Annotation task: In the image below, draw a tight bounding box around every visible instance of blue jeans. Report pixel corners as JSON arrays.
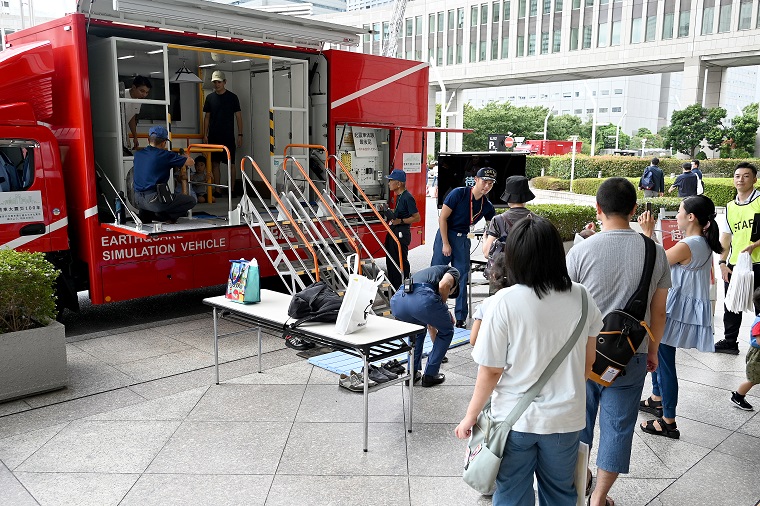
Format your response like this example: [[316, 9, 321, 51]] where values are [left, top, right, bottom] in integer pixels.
[[389, 285, 453, 376], [431, 230, 470, 321], [493, 430, 581, 506], [650, 343, 677, 419], [581, 354, 647, 474]]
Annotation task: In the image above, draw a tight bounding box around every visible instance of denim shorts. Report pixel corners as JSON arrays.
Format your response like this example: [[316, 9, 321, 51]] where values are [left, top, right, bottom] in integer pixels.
[[581, 354, 647, 474]]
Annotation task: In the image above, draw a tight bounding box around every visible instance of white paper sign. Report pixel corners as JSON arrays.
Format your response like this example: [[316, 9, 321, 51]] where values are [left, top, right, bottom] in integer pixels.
[[0, 191, 44, 224], [352, 127, 378, 157], [402, 152, 422, 173]]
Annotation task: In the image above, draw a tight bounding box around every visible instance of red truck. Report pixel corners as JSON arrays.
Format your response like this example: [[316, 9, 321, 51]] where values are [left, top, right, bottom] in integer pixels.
[[0, 1, 435, 311]]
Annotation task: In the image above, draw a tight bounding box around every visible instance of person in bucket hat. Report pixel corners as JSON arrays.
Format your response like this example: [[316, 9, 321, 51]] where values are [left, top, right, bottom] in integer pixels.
[[482, 175, 536, 294]]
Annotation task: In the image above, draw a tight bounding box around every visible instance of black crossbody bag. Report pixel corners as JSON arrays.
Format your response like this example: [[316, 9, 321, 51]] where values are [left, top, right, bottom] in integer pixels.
[[589, 234, 656, 387]]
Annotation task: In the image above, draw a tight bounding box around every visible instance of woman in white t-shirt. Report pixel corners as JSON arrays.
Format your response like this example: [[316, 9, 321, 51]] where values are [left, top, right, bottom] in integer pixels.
[[455, 216, 603, 506]]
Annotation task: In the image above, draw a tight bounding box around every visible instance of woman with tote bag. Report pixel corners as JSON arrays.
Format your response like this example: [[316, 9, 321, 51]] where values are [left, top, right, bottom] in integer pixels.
[[455, 217, 603, 506]]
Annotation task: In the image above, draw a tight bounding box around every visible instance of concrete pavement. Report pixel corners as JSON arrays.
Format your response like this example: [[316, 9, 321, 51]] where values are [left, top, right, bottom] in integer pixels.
[[0, 194, 758, 505]]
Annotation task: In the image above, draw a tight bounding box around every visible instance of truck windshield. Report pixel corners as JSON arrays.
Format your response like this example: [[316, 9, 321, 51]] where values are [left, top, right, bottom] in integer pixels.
[[0, 139, 37, 192]]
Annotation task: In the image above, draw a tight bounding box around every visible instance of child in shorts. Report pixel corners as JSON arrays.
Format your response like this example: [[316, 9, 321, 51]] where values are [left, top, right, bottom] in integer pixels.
[[730, 287, 760, 411]]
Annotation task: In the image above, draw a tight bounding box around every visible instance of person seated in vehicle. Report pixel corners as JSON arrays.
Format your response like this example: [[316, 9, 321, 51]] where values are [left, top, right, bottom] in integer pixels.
[[173, 155, 209, 203], [133, 126, 195, 224]]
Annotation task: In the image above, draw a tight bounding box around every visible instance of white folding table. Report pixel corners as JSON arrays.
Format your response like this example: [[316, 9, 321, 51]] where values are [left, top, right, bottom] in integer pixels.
[[203, 290, 425, 451]]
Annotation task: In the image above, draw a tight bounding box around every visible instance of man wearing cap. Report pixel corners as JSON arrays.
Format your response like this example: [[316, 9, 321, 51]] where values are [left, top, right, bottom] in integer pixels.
[[431, 166, 497, 328], [482, 175, 536, 294], [203, 71, 243, 198], [384, 169, 421, 290], [133, 126, 196, 223], [390, 265, 460, 387]]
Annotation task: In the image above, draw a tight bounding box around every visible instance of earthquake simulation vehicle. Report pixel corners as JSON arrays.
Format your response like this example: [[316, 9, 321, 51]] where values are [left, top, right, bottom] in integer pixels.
[[0, 0, 463, 312]]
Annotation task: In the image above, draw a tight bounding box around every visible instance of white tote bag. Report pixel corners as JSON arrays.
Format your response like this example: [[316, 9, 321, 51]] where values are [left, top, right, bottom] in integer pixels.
[[335, 255, 383, 335], [725, 252, 755, 313]]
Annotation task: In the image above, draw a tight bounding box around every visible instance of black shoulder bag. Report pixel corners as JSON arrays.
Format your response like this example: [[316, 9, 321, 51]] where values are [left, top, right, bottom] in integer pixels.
[[589, 234, 656, 387]]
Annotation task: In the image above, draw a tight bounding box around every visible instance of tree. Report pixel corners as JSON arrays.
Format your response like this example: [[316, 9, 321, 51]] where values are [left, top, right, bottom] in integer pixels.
[[666, 104, 727, 157], [547, 114, 582, 141], [727, 103, 759, 156], [462, 101, 547, 151]]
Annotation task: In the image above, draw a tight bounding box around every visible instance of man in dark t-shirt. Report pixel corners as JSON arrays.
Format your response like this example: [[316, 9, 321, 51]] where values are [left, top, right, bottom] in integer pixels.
[[668, 162, 698, 197], [384, 169, 421, 290], [203, 71, 243, 198]]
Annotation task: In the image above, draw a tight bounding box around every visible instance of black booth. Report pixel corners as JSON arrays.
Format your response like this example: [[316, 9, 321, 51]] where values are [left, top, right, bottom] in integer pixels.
[[436, 151, 527, 209]]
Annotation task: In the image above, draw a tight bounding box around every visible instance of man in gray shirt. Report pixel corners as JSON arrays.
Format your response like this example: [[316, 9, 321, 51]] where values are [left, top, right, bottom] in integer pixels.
[[566, 177, 670, 506]]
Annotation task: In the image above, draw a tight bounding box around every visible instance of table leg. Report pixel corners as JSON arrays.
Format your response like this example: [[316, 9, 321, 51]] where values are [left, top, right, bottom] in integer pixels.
[[213, 307, 219, 385], [257, 326, 262, 373], [363, 353, 369, 452], [408, 336, 413, 433]]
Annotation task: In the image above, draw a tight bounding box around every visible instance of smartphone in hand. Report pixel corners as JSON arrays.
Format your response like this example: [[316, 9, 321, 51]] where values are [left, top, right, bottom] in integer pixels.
[[645, 202, 652, 214]]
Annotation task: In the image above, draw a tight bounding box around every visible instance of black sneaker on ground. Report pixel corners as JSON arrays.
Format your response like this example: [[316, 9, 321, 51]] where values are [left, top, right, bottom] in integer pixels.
[[284, 335, 315, 351], [715, 339, 740, 355], [455, 320, 466, 329], [731, 391, 754, 411]]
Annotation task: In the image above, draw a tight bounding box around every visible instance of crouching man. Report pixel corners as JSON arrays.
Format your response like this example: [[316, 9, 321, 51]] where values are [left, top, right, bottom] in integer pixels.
[[390, 265, 459, 387]]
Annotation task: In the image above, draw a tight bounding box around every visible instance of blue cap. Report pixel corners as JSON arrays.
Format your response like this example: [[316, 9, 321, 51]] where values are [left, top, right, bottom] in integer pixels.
[[149, 125, 169, 140], [386, 169, 407, 183]]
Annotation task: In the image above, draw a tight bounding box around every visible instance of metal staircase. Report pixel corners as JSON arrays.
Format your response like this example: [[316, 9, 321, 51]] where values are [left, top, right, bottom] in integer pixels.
[[236, 145, 404, 315]]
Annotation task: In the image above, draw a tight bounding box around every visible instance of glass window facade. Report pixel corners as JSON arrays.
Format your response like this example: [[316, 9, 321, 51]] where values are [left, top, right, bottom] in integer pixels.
[[598, 21, 608, 46], [678, 9, 690, 37], [645, 15, 657, 40], [611, 20, 622, 44], [570, 26, 579, 49], [541, 31, 550, 52], [702, 6, 714, 34], [482, 3, 489, 23], [662, 12, 675, 38], [504, 1, 511, 19], [493, 1, 501, 21], [582, 24, 592, 48], [738, 0, 752, 29], [501, 36, 510, 57], [631, 17, 643, 42], [528, 33, 536, 54], [718, 3, 731, 32], [553, 29, 562, 51]]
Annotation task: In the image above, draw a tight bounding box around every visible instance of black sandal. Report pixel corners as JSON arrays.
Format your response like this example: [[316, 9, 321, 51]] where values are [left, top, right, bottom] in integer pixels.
[[639, 397, 663, 416], [640, 418, 680, 439]]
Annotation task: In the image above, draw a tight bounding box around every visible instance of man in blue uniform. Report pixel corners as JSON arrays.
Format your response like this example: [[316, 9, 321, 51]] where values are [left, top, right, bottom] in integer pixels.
[[390, 265, 460, 387], [431, 166, 496, 327], [384, 169, 421, 290], [133, 126, 196, 223]]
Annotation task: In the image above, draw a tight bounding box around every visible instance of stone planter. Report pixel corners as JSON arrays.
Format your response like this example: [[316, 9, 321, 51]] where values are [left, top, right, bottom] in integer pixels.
[[0, 320, 67, 403]]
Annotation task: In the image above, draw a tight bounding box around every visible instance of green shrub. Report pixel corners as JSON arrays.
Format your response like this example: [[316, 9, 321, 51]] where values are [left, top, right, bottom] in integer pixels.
[[0, 250, 59, 333], [545, 155, 760, 179], [525, 204, 597, 241], [550, 175, 737, 207], [532, 176, 570, 191], [525, 155, 551, 179]]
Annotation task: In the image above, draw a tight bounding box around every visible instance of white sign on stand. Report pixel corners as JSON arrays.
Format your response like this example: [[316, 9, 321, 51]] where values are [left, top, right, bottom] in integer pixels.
[[352, 127, 378, 157], [402, 152, 422, 173]]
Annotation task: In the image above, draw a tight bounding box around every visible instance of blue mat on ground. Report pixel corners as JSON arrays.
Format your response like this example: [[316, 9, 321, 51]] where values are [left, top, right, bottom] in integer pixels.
[[308, 327, 471, 375]]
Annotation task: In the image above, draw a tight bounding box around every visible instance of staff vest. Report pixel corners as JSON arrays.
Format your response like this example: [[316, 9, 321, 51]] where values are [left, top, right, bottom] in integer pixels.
[[727, 197, 760, 265]]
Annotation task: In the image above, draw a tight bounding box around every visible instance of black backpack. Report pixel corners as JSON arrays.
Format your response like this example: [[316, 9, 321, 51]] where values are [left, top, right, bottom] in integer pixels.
[[640, 167, 655, 190], [286, 281, 343, 329]]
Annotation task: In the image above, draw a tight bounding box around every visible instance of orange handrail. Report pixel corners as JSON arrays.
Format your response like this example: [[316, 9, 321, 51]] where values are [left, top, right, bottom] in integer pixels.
[[283, 144, 362, 273], [241, 155, 320, 282], [187, 143, 231, 204], [327, 154, 405, 278]]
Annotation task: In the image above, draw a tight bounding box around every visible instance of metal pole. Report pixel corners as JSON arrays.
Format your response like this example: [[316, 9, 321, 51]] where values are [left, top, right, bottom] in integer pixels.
[[570, 136, 578, 193], [615, 111, 627, 150]]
